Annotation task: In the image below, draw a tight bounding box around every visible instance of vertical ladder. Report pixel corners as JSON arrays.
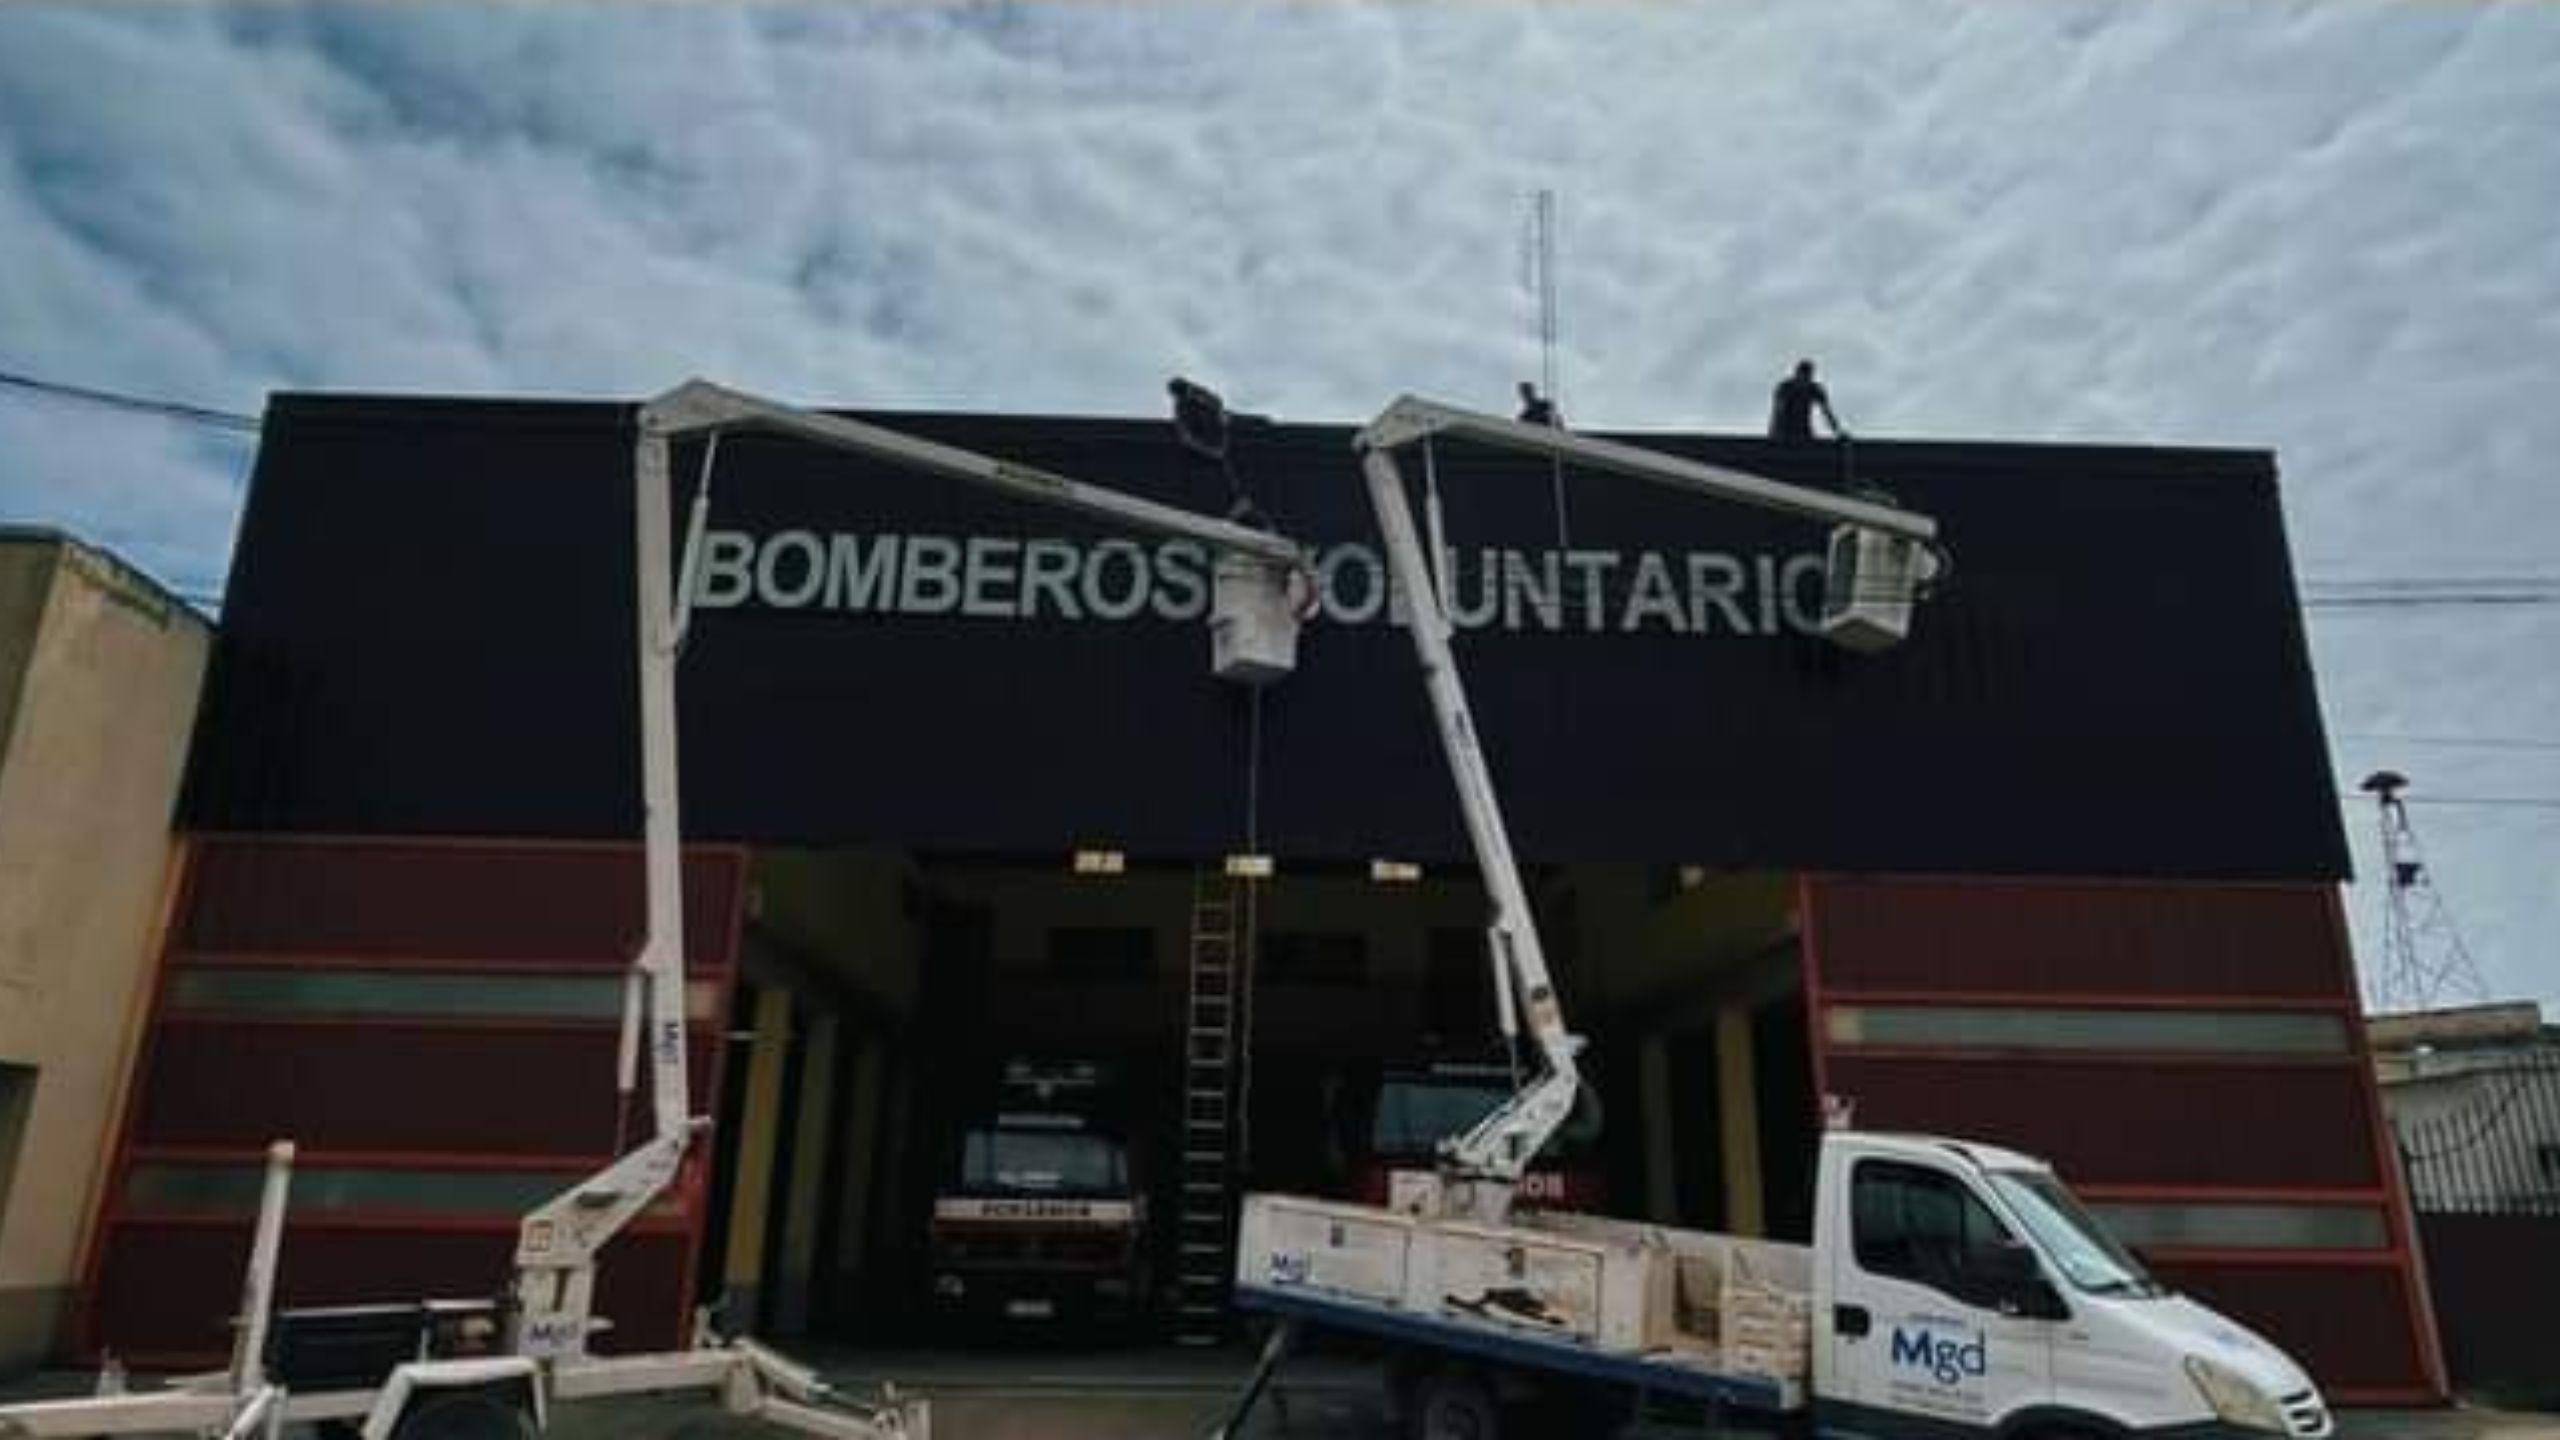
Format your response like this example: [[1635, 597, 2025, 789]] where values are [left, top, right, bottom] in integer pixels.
[[1174, 868, 1240, 1345]]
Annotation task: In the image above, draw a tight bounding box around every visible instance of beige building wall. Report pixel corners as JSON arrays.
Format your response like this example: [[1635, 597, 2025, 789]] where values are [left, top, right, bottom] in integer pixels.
[[0, 535, 211, 1373]]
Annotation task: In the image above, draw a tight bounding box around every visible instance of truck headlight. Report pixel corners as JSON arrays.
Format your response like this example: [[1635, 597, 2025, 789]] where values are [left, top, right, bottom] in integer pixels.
[[2185, 1355, 2288, 1434]]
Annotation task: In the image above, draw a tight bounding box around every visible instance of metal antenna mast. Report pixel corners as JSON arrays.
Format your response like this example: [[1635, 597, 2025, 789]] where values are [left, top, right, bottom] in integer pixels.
[[1521, 188, 1571, 546], [2359, 770, 2490, 1013], [1527, 189, 1559, 412]]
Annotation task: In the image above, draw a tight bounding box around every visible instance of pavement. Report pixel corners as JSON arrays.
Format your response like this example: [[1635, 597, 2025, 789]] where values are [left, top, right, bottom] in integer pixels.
[[8, 1343, 2557, 1438], [2336, 1410, 2560, 1440], [0, 1344, 1392, 1440]]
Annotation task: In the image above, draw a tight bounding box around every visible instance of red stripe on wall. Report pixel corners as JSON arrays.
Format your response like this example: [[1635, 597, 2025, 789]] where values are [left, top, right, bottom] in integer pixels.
[[176, 834, 745, 967], [131, 1025, 722, 1154], [1823, 1055, 2381, 1189], [91, 1222, 695, 1367], [1819, 988, 2357, 1014], [1808, 876, 2350, 998]]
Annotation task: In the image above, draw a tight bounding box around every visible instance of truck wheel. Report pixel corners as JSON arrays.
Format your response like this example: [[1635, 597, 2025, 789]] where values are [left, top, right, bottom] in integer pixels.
[[387, 1391, 537, 1440], [1406, 1369, 1501, 1440]]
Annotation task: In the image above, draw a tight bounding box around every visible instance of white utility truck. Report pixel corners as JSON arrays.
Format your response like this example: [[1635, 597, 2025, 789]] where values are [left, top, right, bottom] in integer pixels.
[[0, 382, 1312, 1440], [1222, 399, 2333, 1440]]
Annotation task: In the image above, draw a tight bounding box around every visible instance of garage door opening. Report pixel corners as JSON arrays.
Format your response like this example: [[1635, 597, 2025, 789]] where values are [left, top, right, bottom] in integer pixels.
[[698, 850, 1819, 1347]]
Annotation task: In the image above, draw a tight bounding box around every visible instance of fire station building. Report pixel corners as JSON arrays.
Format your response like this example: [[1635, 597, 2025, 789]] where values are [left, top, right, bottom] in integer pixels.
[[67, 390, 2443, 1400]]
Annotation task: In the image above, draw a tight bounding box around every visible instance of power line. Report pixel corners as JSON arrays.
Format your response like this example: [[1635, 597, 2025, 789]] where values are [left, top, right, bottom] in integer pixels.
[[2336, 732, 2560, 753], [2306, 574, 2560, 587], [2339, 793, 2560, 811], [2300, 575, 2560, 611], [2303, 594, 2560, 611], [0, 366, 260, 435], [2407, 797, 2560, 811], [2398, 1069, 2547, 1166]]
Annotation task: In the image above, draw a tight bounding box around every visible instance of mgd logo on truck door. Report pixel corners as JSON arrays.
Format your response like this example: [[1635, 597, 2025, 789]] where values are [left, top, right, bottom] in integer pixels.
[[1891, 1326, 1989, 1386]]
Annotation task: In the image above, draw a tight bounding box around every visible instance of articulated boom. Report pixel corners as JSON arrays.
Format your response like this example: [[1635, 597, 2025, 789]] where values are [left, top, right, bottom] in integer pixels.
[[508, 390, 706, 1359], [1351, 397, 1939, 1224], [511, 380, 1310, 1360]]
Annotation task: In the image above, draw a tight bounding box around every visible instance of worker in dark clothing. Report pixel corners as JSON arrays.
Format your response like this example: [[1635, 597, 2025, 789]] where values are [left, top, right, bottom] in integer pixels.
[[1768, 359, 1845, 442], [1516, 381, 1561, 428]]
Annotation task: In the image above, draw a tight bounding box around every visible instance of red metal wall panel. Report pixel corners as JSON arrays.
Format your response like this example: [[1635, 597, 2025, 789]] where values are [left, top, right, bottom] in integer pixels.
[[1822, 1056, 2381, 1189], [178, 837, 744, 966], [1803, 875, 2441, 1402], [83, 836, 744, 1365], [132, 1026, 720, 1154], [1809, 877, 2349, 999], [2148, 1259, 2433, 1398], [91, 1223, 691, 1366]]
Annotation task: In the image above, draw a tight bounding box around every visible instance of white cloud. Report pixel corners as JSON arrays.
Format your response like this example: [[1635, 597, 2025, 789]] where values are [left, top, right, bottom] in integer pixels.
[[0, 0, 2554, 1005]]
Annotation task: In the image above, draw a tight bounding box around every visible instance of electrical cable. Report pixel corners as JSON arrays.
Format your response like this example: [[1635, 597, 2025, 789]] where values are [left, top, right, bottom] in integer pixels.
[[2397, 1067, 2551, 1165], [0, 365, 260, 434], [2336, 733, 2560, 753], [2339, 793, 2560, 811]]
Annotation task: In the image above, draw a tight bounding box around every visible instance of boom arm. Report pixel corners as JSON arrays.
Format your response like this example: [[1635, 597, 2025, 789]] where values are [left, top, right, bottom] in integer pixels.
[[510, 380, 1309, 1359], [1352, 396, 1939, 1222]]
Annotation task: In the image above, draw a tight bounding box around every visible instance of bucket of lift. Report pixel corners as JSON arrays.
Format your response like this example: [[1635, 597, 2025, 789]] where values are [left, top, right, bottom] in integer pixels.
[[1818, 526, 1941, 654], [1211, 556, 1307, 685]]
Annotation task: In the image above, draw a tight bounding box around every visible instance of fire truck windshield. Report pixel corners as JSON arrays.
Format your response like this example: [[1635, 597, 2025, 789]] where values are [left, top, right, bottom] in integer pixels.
[[959, 1127, 1129, 1196], [1370, 1070, 1600, 1159]]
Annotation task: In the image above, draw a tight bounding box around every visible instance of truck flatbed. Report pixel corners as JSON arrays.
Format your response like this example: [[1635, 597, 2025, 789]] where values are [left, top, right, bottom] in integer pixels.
[[1233, 1281, 1802, 1416]]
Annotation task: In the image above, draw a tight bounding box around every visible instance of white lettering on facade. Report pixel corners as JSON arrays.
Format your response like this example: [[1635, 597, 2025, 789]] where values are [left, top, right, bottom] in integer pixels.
[[1563, 551, 1618, 633], [1623, 553, 1687, 634], [960, 537, 1019, 618], [1503, 551, 1560, 631], [1687, 553, 1752, 635], [1444, 548, 1500, 629], [1020, 538, 1081, 619], [757, 529, 826, 609], [1781, 552, 1828, 634], [692, 528, 1822, 639], [1152, 542, 1207, 620], [898, 535, 962, 612], [697, 532, 756, 608], [1082, 539, 1150, 620], [827, 534, 898, 610], [1321, 544, 1387, 625]]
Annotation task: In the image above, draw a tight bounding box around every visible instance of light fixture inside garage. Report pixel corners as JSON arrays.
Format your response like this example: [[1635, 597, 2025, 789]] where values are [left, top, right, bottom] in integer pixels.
[[1071, 848, 1126, 876], [1224, 853, 1274, 879], [1369, 859, 1422, 883]]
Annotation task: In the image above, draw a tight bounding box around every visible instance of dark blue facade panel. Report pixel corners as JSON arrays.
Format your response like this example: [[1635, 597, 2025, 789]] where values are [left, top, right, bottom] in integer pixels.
[[182, 396, 2346, 880]]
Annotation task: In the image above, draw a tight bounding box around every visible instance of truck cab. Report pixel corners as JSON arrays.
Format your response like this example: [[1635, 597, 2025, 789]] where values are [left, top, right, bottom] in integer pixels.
[[927, 1061, 1149, 1329], [1348, 1060, 1607, 1212], [1814, 1131, 2332, 1438]]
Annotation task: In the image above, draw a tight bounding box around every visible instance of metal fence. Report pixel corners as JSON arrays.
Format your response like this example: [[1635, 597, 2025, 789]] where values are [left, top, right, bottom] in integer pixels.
[[2390, 1049, 2560, 1216]]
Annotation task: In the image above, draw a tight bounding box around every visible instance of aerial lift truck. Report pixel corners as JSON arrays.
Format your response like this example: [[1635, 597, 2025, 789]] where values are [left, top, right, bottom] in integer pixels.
[[0, 381, 1312, 1440], [1225, 400, 2332, 1440]]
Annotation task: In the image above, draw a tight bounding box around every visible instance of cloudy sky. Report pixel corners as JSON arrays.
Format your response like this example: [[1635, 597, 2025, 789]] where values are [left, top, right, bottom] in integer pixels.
[[1, 1, 2554, 1009]]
